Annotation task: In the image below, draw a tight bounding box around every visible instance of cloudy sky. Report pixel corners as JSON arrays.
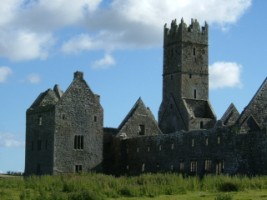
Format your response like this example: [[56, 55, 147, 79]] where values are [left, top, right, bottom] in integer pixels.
[[0, 0, 266, 173]]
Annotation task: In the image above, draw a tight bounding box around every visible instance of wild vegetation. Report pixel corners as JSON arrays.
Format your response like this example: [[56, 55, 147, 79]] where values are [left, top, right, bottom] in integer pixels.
[[1, 173, 267, 200]]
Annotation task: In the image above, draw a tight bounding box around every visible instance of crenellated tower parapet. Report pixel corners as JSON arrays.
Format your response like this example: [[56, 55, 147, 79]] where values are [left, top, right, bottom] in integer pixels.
[[164, 18, 208, 46]]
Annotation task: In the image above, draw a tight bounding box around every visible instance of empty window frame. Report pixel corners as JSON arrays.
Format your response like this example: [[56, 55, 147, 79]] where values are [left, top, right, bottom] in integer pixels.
[[205, 160, 212, 172], [200, 121, 204, 129], [94, 116, 97, 122], [142, 163, 145, 172], [171, 143, 174, 150], [138, 124, 145, 135], [205, 137, 209, 146], [179, 161, 185, 171], [191, 138, 195, 147], [194, 89, 197, 99], [74, 135, 84, 150], [217, 136, 221, 144], [75, 165, 82, 173], [190, 161, 197, 173], [38, 115, 42, 126]]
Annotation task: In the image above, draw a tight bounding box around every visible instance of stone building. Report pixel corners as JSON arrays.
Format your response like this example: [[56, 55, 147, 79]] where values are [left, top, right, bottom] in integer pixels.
[[25, 19, 267, 176]]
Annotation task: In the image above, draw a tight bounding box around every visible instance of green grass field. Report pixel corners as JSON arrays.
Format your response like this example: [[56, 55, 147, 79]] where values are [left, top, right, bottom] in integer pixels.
[[1, 173, 267, 200]]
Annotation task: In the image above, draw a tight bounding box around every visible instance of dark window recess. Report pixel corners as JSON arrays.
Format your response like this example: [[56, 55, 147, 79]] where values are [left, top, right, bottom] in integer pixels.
[[205, 160, 212, 172], [62, 114, 66, 120], [170, 75, 173, 80], [138, 125, 145, 135], [75, 165, 82, 173], [189, 74, 192, 79], [94, 116, 97, 122], [190, 161, 197, 173], [74, 135, 84, 150], [194, 89, 197, 99], [193, 47, 196, 56], [170, 103, 173, 109], [37, 140, 42, 151], [200, 121, 204, 129]]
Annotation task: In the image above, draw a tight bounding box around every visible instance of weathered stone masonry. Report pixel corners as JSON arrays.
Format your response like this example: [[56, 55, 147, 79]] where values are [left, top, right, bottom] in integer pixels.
[[25, 19, 267, 176]]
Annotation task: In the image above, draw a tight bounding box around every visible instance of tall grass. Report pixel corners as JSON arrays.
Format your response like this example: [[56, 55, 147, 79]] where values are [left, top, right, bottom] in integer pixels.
[[1, 173, 267, 200]]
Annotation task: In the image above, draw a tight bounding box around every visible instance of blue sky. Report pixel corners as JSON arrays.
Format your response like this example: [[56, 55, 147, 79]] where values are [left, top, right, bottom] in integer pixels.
[[0, 0, 266, 173]]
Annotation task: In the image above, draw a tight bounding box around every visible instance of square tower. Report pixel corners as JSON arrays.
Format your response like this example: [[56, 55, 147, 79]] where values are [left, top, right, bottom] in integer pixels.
[[158, 19, 216, 133]]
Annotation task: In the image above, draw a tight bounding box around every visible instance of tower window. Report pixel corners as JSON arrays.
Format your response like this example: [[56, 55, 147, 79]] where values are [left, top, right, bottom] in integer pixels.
[[74, 135, 84, 150], [194, 89, 197, 99], [205, 137, 209, 146], [205, 160, 212, 172], [193, 48, 196, 56], [94, 116, 97, 122], [189, 74, 192, 79]]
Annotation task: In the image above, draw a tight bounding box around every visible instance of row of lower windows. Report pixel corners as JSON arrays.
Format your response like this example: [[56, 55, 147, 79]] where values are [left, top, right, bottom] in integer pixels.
[[133, 137, 221, 153], [126, 160, 224, 174]]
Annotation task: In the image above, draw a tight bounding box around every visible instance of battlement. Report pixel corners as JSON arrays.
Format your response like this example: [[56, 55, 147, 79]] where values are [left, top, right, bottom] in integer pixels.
[[164, 18, 208, 45]]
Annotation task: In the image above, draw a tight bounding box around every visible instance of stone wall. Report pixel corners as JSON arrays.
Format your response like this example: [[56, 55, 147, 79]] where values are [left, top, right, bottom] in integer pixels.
[[54, 72, 103, 174], [25, 105, 55, 175], [107, 127, 267, 176]]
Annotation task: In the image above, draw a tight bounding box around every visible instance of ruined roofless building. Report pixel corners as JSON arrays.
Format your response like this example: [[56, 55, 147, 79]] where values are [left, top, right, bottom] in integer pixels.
[[25, 19, 267, 176]]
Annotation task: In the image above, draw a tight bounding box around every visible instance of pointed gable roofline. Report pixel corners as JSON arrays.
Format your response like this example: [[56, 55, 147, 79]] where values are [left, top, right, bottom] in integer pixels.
[[29, 85, 63, 109], [237, 77, 267, 127], [221, 103, 240, 126], [118, 97, 146, 131]]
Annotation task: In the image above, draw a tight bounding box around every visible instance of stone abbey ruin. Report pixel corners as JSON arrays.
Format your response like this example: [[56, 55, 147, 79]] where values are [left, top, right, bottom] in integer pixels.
[[25, 19, 267, 176]]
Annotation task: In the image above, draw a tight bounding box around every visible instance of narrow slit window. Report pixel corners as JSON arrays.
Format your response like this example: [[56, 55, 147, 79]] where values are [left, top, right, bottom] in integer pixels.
[[38, 116, 42, 126], [194, 89, 197, 99]]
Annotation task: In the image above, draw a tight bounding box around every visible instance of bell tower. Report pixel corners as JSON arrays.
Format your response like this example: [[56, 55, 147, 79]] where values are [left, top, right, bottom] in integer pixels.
[[158, 19, 216, 133]]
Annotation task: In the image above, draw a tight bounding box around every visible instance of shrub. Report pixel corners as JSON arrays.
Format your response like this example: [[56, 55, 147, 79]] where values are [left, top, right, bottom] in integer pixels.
[[218, 182, 239, 192]]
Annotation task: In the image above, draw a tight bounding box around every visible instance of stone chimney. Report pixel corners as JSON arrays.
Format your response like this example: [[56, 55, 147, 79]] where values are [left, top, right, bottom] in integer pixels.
[[74, 71, 84, 80]]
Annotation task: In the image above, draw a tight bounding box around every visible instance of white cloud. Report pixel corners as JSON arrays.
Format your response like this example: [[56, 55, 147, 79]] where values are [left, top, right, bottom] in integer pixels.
[[0, 133, 24, 148], [61, 34, 98, 54], [0, 66, 12, 83], [92, 54, 116, 69], [0, 0, 252, 60], [0, 30, 53, 61], [27, 73, 41, 84], [209, 62, 242, 90]]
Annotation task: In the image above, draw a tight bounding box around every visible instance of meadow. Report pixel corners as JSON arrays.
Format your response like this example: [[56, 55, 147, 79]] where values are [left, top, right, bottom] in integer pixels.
[[1, 173, 267, 200]]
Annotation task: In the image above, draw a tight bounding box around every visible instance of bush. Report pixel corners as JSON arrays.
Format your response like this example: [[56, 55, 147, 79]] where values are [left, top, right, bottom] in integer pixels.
[[218, 182, 239, 192]]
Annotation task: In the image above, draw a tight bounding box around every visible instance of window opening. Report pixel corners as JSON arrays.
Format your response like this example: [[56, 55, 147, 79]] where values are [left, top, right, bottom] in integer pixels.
[[75, 165, 82, 173], [193, 47, 196, 56], [138, 125, 145, 135], [74, 135, 84, 150], [38, 116, 42, 126], [171, 143, 174, 150], [200, 121, 204, 129], [217, 136, 221, 144], [205, 137, 209, 146], [190, 161, 197, 173], [94, 116, 97, 122], [142, 163, 145, 172], [192, 138, 195, 147], [194, 89, 197, 99], [180, 162, 185, 171], [205, 160, 212, 172]]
